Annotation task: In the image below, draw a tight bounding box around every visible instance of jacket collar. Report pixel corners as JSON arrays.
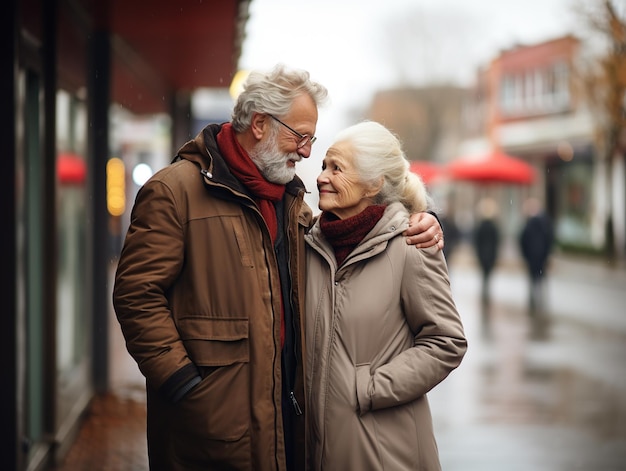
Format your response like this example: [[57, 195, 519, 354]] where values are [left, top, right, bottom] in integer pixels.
[[307, 202, 409, 267], [176, 123, 307, 198]]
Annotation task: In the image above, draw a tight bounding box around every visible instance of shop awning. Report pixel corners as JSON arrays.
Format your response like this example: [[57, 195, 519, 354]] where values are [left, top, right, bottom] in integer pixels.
[[446, 151, 535, 185]]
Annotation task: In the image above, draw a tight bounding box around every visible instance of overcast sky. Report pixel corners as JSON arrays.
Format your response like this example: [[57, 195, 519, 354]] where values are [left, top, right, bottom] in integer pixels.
[[240, 0, 579, 117], [237, 0, 583, 207]]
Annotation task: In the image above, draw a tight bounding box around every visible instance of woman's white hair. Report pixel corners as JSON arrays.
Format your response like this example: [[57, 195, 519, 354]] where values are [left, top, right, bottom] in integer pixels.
[[333, 121, 432, 213], [231, 64, 329, 132]]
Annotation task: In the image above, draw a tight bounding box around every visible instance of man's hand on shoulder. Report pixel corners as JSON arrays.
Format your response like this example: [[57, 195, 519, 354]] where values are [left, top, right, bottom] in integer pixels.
[[404, 211, 444, 251]]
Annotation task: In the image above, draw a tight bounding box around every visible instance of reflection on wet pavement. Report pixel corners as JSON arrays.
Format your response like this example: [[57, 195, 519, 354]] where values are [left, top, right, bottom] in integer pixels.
[[430, 254, 626, 471], [54, 250, 626, 470]]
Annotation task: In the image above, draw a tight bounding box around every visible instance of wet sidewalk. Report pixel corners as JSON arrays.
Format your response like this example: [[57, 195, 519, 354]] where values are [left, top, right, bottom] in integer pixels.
[[433, 244, 626, 470], [51, 261, 149, 471], [50, 390, 148, 471], [51, 247, 626, 470]]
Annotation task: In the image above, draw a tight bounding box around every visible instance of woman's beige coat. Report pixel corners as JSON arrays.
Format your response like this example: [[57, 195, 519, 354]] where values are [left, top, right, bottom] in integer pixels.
[[304, 203, 467, 471]]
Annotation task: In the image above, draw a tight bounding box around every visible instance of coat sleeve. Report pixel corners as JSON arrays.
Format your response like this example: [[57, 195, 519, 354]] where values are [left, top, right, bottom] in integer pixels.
[[113, 177, 200, 401], [359, 245, 467, 414]]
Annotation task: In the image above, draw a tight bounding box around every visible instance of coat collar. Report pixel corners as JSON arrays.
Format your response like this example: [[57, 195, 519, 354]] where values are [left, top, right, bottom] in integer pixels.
[[307, 202, 409, 269], [175, 123, 307, 198]]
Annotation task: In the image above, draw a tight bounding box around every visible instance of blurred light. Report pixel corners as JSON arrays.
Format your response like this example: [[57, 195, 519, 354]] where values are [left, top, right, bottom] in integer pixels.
[[107, 158, 126, 216], [229, 69, 250, 100], [132, 163, 153, 186], [57, 152, 86, 185], [557, 141, 574, 162]]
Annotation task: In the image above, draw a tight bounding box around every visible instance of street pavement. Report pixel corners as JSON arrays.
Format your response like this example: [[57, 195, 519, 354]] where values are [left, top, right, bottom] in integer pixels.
[[430, 244, 626, 471], [63, 245, 626, 470]]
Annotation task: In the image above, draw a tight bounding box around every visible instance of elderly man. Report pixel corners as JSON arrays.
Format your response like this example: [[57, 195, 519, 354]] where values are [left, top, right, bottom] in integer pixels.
[[113, 64, 443, 470]]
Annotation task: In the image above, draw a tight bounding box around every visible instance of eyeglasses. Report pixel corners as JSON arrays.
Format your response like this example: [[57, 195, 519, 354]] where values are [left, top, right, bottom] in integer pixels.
[[268, 114, 317, 149]]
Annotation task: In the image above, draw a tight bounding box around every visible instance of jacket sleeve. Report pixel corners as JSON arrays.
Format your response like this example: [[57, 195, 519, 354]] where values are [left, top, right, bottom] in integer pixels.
[[113, 177, 200, 402], [358, 245, 467, 414]]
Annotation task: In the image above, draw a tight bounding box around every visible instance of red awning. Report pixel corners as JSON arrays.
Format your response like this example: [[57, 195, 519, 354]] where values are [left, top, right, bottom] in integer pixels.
[[409, 160, 445, 185], [446, 151, 535, 185]]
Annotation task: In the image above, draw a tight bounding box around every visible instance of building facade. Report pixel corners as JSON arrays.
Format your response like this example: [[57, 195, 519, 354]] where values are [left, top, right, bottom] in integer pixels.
[[2, 1, 249, 469], [365, 34, 625, 262], [477, 35, 625, 257]]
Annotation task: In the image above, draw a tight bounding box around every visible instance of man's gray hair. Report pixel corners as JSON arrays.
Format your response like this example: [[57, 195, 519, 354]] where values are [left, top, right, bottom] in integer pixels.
[[231, 64, 329, 132]]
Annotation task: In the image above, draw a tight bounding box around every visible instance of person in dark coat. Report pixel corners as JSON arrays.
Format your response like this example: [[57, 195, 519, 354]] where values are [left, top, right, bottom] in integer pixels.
[[519, 197, 554, 314], [441, 214, 462, 262], [439, 197, 462, 264], [473, 198, 500, 309]]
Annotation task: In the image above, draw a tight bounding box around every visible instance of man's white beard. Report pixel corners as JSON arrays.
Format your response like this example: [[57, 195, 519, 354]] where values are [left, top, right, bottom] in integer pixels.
[[250, 134, 300, 185]]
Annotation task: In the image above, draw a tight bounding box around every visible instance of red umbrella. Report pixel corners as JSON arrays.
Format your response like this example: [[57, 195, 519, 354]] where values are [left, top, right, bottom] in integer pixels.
[[446, 150, 534, 185], [409, 160, 444, 185]]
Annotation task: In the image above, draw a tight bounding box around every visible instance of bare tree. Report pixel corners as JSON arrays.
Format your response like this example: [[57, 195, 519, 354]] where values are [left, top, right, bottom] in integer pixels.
[[379, 6, 476, 87], [369, 6, 479, 164], [367, 86, 467, 163], [574, 0, 626, 257]]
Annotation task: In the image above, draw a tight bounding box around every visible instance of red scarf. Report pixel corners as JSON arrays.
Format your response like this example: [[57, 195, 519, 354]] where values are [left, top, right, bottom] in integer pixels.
[[320, 205, 387, 266], [217, 123, 286, 242], [217, 123, 286, 345]]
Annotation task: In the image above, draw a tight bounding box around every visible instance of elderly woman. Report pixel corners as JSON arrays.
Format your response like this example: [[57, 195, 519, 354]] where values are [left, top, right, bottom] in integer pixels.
[[304, 121, 467, 471]]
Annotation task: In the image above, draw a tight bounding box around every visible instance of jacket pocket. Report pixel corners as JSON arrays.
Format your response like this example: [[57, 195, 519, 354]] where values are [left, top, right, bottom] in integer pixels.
[[178, 316, 249, 366], [355, 363, 372, 415], [170, 317, 251, 454], [170, 361, 251, 461]]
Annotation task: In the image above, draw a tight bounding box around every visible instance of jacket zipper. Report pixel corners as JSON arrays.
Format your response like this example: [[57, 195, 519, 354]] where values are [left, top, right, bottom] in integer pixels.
[[201, 163, 292, 444], [286, 194, 304, 416]]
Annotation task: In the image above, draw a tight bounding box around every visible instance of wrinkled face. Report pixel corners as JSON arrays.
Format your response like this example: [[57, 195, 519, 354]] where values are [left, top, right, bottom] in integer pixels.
[[250, 93, 318, 185], [317, 141, 375, 220], [250, 126, 301, 184]]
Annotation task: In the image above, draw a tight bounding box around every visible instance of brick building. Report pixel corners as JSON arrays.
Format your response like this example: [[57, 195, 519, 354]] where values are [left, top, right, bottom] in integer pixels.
[[460, 34, 624, 257]]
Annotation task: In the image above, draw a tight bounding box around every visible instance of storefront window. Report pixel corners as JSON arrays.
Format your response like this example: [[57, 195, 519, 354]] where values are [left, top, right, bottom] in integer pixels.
[[56, 91, 88, 375], [555, 161, 593, 247], [22, 68, 46, 453]]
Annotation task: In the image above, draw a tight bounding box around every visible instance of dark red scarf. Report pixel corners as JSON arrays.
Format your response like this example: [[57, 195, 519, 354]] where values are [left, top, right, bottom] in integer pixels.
[[217, 123, 285, 242], [217, 123, 286, 345], [320, 205, 387, 266]]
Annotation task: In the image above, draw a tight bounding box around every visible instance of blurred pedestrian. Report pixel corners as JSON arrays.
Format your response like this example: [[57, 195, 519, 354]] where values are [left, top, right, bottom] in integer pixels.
[[519, 197, 554, 314], [113, 65, 444, 470], [440, 212, 462, 263], [473, 198, 500, 308], [305, 121, 467, 470]]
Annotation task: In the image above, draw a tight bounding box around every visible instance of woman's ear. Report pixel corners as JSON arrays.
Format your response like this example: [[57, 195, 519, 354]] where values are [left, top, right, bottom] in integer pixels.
[[368, 177, 384, 197]]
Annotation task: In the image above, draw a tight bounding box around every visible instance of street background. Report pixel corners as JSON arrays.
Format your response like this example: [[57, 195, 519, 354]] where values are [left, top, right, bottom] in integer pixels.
[[54, 243, 626, 470], [432, 242, 626, 470]]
